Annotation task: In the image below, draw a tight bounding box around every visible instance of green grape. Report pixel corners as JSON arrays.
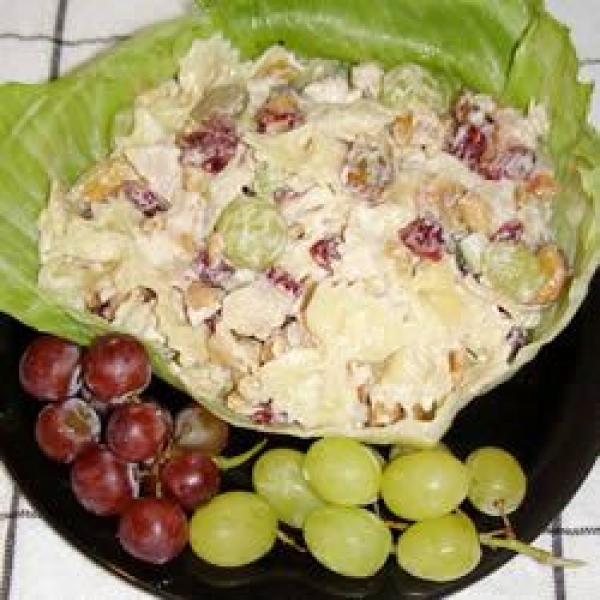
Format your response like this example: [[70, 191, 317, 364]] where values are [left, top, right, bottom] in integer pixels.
[[397, 513, 481, 582], [381, 449, 469, 520], [388, 442, 449, 461], [482, 242, 545, 304], [215, 197, 288, 270], [190, 83, 249, 122], [189, 491, 277, 567], [252, 448, 324, 529], [465, 447, 527, 516], [381, 64, 454, 114], [304, 505, 392, 578], [303, 437, 382, 506]]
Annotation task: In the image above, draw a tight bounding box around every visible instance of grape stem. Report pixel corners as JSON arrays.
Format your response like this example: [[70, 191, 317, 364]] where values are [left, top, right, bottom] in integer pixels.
[[479, 533, 586, 568], [494, 499, 516, 539], [383, 520, 410, 531], [277, 530, 307, 553], [213, 439, 267, 470]]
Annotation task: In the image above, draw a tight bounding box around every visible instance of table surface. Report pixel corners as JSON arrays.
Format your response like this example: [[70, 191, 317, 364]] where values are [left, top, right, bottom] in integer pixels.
[[0, 1, 598, 599]]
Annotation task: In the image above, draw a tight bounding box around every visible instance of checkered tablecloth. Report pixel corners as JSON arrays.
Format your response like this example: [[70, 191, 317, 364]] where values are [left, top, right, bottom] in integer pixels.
[[0, 1, 598, 599]]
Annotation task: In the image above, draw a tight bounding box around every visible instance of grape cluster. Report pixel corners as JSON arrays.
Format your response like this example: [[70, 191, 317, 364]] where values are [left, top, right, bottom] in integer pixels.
[[20, 333, 572, 582], [189, 437, 529, 582], [19, 333, 229, 565]]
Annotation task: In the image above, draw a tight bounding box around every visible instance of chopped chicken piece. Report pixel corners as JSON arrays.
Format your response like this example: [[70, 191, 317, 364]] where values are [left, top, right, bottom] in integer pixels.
[[125, 145, 182, 200], [221, 279, 297, 340], [183, 281, 224, 326], [208, 322, 262, 374]]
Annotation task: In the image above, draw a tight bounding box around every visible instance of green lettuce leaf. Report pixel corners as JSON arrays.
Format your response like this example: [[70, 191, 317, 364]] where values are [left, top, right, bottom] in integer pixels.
[[0, 17, 209, 342], [0, 1, 598, 444], [501, 11, 600, 349], [202, 0, 538, 95], [502, 11, 593, 155]]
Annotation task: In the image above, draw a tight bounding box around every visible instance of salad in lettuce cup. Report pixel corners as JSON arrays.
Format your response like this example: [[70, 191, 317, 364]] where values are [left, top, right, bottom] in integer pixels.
[[0, 0, 598, 447]]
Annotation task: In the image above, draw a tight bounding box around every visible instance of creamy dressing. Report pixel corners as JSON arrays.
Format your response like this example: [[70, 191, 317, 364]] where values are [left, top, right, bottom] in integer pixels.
[[37, 36, 562, 433]]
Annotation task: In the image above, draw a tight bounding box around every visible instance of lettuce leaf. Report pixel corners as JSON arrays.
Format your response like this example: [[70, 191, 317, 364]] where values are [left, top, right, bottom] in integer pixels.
[[503, 11, 593, 155], [0, 17, 209, 343], [0, 1, 598, 444], [202, 0, 538, 95], [501, 10, 600, 349]]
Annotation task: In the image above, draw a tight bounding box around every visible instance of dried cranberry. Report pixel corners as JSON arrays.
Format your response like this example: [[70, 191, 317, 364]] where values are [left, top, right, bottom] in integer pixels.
[[480, 146, 536, 181], [266, 267, 302, 297], [492, 220, 524, 243], [448, 96, 536, 181], [122, 181, 170, 217], [309, 237, 342, 273], [178, 114, 239, 174], [257, 110, 303, 134], [193, 249, 234, 288], [448, 124, 491, 170], [255, 92, 304, 134], [252, 402, 275, 425], [251, 400, 288, 425], [399, 216, 445, 261]]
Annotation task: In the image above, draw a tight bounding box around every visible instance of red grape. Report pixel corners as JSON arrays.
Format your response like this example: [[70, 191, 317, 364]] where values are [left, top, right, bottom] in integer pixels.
[[106, 401, 172, 463], [19, 335, 81, 401], [160, 450, 220, 511], [35, 398, 100, 463], [71, 445, 137, 516], [118, 498, 188, 564], [82, 334, 151, 403], [174, 405, 229, 455]]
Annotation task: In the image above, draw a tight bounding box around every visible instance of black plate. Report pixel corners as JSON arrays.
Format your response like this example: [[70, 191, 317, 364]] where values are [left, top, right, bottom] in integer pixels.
[[1, 275, 599, 600]]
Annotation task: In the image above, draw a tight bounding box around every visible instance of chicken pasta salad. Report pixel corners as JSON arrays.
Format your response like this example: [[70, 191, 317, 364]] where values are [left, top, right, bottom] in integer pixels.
[[38, 36, 568, 439]]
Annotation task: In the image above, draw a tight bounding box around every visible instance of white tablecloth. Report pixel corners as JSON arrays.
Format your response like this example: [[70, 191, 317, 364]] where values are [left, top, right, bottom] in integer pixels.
[[0, 1, 598, 598]]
